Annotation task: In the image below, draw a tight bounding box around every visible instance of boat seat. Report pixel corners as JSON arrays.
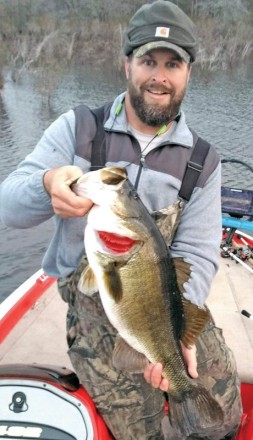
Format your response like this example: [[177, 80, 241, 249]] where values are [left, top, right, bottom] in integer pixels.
[[207, 258, 253, 384], [221, 186, 253, 234], [221, 186, 253, 219]]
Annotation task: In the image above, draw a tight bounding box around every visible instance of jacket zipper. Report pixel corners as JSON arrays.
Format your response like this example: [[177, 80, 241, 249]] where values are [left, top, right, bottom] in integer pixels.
[[134, 155, 146, 190]]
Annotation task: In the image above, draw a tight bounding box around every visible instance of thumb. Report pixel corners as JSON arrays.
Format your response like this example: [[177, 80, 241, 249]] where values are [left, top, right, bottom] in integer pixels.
[[181, 342, 198, 379], [187, 356, 198, 379]]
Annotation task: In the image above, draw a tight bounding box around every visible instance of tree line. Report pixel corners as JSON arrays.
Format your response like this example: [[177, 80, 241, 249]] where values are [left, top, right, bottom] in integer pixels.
[[0, 0, 252, 76]]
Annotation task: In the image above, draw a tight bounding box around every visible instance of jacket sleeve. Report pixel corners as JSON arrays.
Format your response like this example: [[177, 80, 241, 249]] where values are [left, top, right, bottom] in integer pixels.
[[170, 161, 222, 307], [0, 110, 76, 228]]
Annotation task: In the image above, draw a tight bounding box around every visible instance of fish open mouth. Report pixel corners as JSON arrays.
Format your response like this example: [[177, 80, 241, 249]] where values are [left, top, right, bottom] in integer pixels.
[[98, 231, 138, 253]]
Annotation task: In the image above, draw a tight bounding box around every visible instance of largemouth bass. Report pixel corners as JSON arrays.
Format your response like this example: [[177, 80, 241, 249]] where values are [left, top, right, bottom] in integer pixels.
[[72, 166, 223, 435]]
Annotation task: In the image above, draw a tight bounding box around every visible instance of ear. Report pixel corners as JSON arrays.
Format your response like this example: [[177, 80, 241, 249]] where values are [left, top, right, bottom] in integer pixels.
[[125, 57, 130, 80], [186, 64, 192, 84]]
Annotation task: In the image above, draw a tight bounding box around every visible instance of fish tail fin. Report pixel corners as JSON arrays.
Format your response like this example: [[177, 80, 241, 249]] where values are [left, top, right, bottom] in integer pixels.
[[168, 386, 223, 437]]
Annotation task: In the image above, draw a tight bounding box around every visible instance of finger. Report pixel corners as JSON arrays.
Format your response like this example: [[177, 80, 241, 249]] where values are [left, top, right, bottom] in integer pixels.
[[54, 206, 90, 218], [43, 166, 83, 197], [52, 199, 92, 218], [187, 358, 198, 379], [56, 184, 93, 209], [181, 343, 198, 379], [143, 363, 153, 384], [144, 363, 170, 391], [63, 191, 93, 211], [159, 378, 169, 392], [187, 345, 198, 378], [149, 363, 163, 388]]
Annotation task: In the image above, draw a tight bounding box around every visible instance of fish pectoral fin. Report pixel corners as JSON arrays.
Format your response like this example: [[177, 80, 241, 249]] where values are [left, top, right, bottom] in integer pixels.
[[181, 299, 210, 347], [173, 257, 191, 295], [112, 336, 149, 373], [103, 263, 123, 303], [78, 265, 98, 296]]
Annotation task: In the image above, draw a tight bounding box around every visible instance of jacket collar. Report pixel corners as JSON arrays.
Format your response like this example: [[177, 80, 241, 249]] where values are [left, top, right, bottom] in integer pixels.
[[104, 92, 193, 148]]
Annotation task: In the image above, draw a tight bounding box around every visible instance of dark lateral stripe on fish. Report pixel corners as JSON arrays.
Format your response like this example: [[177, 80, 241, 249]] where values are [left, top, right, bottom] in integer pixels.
[[98, 231, 138, 253]]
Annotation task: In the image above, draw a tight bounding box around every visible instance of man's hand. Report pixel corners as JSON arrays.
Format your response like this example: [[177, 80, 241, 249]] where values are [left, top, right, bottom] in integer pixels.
[[144, 363, 169, 392], [143, 343, 198, 392], [43, 166, 93, 218]]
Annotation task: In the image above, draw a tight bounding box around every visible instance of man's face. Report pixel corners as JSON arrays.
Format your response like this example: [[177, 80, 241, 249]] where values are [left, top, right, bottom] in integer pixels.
[[125, 48, 191, 127]]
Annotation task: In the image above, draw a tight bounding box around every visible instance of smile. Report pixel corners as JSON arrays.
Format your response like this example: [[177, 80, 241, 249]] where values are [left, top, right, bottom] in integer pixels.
[[145, 89, 170, 100], [147, 88, 169, 95]]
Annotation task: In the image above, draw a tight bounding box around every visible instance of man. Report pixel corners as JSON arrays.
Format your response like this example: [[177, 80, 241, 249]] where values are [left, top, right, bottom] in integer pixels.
[[0, 1, 242, 439]]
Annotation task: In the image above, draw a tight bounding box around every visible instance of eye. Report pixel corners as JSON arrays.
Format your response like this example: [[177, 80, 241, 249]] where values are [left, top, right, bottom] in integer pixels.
[[142, 59, 154, 67], [167, 61, 179, 69]]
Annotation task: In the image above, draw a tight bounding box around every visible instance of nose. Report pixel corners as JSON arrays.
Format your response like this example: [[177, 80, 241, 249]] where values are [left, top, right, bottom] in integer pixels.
[[151, 66, 167, 83]]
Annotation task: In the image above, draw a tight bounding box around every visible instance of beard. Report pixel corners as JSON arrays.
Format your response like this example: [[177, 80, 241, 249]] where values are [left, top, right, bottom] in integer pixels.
[[127, 77, 187, 127]]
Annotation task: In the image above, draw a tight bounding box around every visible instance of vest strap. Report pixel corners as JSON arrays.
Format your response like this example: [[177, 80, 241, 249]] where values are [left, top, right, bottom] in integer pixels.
[[178, 136, 211, 201]]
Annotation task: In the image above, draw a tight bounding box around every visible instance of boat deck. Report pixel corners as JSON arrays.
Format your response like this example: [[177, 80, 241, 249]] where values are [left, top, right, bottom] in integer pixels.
[[207, 258, 253, 383], [0, 282, 72, 369], [0, 258, 253, 383]]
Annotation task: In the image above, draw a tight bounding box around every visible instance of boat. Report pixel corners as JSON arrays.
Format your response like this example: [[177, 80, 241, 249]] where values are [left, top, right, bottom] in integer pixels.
[[0, 252, 253, 439], [0, 156, 253, 439]]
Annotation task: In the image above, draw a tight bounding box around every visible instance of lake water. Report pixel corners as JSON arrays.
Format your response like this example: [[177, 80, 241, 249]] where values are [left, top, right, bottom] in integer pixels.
[[0, 63, 253, 301]]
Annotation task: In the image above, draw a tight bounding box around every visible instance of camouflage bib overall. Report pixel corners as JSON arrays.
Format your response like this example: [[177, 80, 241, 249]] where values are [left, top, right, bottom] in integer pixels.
[[57, 200, 242, 440]]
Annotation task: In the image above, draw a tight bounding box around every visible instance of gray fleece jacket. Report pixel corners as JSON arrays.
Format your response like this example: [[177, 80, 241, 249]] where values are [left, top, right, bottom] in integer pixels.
[[0, 92, 221, 307]]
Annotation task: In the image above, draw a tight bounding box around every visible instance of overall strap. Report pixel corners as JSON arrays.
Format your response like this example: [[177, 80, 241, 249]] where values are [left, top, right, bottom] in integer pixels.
[[73, 102, 112, 171], [178, 133, 211, 201], [90, 103, 111, 171]]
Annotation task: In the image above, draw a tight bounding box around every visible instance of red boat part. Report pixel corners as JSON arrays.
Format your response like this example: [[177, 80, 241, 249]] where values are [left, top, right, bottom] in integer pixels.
[[235, 410, 253, 440], [222, 230, 253, 248], [0, 270, 56, 344], [241, 383, 253, 416], [0, 364, 113, 440], [234, 383, 253, 440]]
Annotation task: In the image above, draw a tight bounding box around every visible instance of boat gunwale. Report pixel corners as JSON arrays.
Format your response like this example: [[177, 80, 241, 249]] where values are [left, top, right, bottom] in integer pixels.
[[0, 270, 56, 344]]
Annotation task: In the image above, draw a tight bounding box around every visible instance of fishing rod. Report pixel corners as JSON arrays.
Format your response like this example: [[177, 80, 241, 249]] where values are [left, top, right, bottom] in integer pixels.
[[221, 158, 253, 174], [220, 244, 253, 274]]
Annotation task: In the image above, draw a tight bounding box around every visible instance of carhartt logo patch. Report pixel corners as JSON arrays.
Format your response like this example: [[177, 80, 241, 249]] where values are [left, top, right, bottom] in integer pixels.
[[155, 27, 170, 38]]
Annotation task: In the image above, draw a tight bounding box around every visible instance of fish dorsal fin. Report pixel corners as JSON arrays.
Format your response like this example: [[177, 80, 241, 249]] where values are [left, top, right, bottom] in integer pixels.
[[103, 262, 123, 303], [100, 167, 127, 185], [78, 265, 98, 296], [173, 257, 191, 295], [112, 335, 149, 373], [181, 299, 210, 347]]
